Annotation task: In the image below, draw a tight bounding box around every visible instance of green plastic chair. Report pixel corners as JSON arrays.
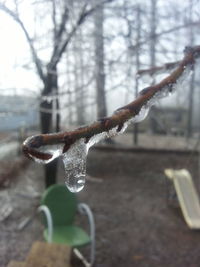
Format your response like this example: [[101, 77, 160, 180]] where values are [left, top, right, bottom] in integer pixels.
[[38, 184, 95, 267]]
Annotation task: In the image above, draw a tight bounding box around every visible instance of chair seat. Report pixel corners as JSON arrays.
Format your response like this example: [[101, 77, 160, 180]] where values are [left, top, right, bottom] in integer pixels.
[[44, 225, 91, 248]]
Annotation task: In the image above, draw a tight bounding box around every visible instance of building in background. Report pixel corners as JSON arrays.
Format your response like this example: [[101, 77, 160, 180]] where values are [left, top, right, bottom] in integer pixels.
[[0, 95, 39, 132]]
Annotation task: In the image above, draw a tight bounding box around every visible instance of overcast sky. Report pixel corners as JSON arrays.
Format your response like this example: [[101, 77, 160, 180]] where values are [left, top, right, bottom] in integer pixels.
[[0, 9, 40, 96]]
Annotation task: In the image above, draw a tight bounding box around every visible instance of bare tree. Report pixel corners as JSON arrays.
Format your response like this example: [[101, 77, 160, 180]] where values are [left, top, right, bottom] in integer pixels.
[[0, 0, 111, 186], [148, 0, 158, 134], [94, 3, 107, 118]]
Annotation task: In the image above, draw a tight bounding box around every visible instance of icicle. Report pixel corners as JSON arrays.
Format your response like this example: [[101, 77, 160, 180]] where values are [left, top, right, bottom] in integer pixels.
[[62, 139, 87, 193]]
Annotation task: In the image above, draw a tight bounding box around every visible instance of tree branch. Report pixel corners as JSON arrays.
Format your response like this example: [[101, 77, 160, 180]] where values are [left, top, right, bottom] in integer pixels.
[[137, 60, 181, 76], [0, 3, 45, 82], [51, 2, 68, 62], [23, 45, 200, 161], [52, 0, 57, 42], [129, 20, 200, 53], [49, 0, 114, 70]]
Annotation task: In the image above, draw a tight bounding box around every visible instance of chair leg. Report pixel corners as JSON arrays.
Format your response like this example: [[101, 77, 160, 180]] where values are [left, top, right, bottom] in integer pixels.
[[73, 248, 91, 267], [90, 237, 95, 266]]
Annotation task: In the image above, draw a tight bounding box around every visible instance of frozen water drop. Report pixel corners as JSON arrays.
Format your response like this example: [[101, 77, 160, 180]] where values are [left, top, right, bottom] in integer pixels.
[[65, 174, 85, 193], [62, 139, 87, 193]]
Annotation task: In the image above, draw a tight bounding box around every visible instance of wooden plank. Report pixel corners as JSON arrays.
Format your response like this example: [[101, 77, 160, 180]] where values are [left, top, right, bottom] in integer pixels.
[[7, 261, 26, 267], [25, 241, 71, 267], [165, 169, 200, 229]]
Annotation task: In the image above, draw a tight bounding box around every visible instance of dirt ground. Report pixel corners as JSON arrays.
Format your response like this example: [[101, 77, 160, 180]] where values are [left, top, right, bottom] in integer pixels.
[[1, 140, 200, 267]]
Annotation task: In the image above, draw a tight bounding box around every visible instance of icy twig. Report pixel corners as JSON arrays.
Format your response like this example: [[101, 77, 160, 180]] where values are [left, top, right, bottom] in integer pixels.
[[23, 46, 200, 162], [137, 60, 180, 76]]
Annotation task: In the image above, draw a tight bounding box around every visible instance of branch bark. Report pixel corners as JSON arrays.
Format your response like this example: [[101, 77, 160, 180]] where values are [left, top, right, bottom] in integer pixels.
[[23, 45, 200, 161]]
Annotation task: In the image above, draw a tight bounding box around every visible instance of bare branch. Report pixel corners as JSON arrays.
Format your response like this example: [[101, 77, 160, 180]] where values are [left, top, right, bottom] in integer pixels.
[[49, 0, 114, 70], [52, 0, 57, 41], [0, 2, 45, 82], [137, 61, 181, 76], [51, 3, 68, 57], [23, 45, 200, 161], [129, 20, 200, 53]]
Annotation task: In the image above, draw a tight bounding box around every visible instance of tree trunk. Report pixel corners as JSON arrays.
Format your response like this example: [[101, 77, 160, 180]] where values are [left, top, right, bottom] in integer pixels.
[[74, 31, 85, 125], [133, 5, 141, 145], [40, 66, 60, 187], [187, 0, 195, 138], [149, 0, 157, 134], [94, 4, 107, 118]]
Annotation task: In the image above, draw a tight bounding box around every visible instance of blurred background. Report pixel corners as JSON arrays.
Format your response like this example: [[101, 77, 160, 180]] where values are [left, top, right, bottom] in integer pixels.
[[0, 0, 200, 266]]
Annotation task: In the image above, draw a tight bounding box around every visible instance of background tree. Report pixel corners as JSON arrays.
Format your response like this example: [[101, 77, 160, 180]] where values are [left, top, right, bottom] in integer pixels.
[[0, 0, 112, 187], [94, 3, 107, 119]]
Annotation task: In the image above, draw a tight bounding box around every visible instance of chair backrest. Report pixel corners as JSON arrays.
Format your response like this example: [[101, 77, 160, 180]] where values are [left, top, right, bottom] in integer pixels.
[[41, 184, 77, 226]]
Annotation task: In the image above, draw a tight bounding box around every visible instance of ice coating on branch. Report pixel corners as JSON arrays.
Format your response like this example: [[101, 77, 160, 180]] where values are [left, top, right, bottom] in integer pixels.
[[86, 126, 124, 149], [35, 144, 63, 164], [23, 136, 63, 164], [87, 131, 109, 148], [62, 139, 87, 193], [86, 123, 131, 149], [130, 64, 193, 124], [131, 106, 150, 123], [173, 65, 193, 92]]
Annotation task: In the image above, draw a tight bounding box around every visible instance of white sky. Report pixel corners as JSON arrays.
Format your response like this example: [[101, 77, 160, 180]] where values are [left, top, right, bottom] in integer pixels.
[[0, 10, 40, 95]]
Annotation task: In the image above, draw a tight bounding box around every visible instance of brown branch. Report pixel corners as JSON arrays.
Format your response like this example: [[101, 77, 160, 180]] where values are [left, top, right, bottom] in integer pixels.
[[137, 60, 180, 76], [22, 45, 200, 161]]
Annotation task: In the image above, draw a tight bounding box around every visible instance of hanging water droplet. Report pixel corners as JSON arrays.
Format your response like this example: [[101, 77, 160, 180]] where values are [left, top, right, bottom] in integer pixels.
[[64, 174, 85, 193], [62, 139, 87, 193]]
